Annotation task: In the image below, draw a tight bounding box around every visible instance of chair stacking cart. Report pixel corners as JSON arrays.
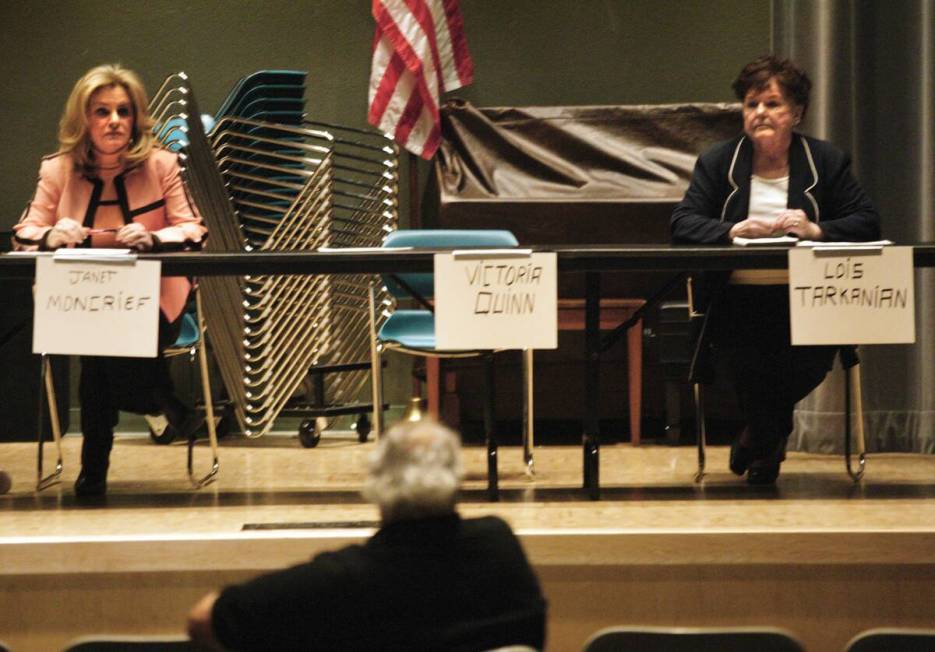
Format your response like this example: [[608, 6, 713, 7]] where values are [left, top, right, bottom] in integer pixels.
[[151, 70, 399, 448]]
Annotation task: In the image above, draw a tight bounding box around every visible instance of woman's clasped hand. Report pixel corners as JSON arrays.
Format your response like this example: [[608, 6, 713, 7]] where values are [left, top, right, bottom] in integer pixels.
[[114, 222, 155, 251], [44, 217, 155, 251], [728, 209, 821, 240], [45, 216, 88, 248]]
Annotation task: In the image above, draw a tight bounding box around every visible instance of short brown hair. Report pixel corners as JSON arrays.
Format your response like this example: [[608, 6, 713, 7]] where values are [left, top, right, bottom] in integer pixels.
[[732, 55, 811, 117], [58, 64, 155, 175]]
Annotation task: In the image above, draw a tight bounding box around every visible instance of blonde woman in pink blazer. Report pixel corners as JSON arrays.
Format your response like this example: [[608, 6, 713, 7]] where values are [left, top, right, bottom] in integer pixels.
[[14, 64, 207, 497]]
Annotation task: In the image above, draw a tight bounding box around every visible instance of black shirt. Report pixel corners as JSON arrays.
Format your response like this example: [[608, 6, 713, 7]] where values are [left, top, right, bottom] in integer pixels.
[[212, 514, 547, 651]]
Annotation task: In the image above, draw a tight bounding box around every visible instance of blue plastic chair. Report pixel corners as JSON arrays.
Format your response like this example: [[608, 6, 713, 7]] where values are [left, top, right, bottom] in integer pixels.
[[140, 290, 222, 489], [213, 70, 305, 124], [172, 311, 200, 349], [154, 114, 216, 153], [368, 229, 533, 501]]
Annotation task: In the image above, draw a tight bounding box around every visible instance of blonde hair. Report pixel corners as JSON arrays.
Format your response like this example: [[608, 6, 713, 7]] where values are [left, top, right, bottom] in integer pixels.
[[58, 64, 155, 175]]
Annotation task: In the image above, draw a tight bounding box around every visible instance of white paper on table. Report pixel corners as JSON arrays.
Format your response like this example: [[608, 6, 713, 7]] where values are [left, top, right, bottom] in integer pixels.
[[732, 235, 798, 246]]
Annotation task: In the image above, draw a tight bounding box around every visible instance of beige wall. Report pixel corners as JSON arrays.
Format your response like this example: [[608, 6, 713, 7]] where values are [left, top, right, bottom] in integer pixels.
[[0, 0, 769, 231], [3, 562, 935, 651]]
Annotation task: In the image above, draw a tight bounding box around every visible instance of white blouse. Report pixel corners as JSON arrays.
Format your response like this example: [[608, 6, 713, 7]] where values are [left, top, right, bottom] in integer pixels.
[[731, 174, 791, 285]]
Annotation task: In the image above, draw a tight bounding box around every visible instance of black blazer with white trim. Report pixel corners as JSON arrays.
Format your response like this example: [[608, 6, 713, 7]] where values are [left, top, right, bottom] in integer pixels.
[[671, 132, 881, 245]]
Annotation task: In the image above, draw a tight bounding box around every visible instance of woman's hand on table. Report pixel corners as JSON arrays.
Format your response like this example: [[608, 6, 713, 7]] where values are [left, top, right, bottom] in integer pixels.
[[116, 223, 154, 251], [776, 209, 822, 240], [728, 210, 823, 241], [728, 216, 783, 240], [46, 217, 88, 249]]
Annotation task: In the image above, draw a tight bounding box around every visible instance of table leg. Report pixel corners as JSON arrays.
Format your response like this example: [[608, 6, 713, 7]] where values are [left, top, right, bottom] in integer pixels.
[[583, 271, 601, 500], [483, 353, 499, 501]]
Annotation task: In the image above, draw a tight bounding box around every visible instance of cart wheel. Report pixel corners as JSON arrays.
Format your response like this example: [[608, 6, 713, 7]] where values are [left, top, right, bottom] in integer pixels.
[[355, 413, 371, 443], [298, 419, 321, 448], [148, 415, 176, 445]]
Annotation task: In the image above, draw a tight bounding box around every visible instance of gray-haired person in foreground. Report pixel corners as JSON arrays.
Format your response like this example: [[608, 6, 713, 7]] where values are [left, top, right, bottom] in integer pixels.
[[187, 418, 547, 651]]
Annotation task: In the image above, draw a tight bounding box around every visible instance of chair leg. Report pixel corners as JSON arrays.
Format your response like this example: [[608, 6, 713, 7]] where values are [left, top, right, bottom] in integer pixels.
[[693, 383, 706, 483], [483, 353, 499, 501], [522, 349, 535, 476], [627, 317, 643, 445], [188, 288, 219, 489], [368, 283, 385, 439], [844, 363, 866, 482], [37, 355, 64, 491]]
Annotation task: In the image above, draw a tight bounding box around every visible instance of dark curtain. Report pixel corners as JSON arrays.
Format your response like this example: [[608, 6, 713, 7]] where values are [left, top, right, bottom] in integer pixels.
[[775, 0, 935, 453], [429, 100, 741, 299]]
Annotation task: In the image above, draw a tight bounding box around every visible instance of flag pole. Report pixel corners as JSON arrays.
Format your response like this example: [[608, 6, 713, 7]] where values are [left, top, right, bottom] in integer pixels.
[[407, 150, 424, 398]]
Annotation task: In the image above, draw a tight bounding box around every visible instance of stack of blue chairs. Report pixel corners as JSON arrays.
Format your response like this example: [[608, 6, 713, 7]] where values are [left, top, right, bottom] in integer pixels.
[[211, 70, 311, 249]]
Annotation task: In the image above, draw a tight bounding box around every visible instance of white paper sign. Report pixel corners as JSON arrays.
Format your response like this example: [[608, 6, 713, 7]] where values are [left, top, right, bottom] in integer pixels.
[[33, 257, 162, 357], [788, 246, 915, 345], [434, 251, 558, 350]]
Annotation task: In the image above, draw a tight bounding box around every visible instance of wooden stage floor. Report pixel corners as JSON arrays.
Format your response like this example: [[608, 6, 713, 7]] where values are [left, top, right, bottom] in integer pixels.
[[2, 432, 935, 651]]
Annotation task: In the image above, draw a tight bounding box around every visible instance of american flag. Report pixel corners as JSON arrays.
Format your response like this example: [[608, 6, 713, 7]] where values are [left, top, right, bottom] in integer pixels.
[[368, 0, 474, 159]]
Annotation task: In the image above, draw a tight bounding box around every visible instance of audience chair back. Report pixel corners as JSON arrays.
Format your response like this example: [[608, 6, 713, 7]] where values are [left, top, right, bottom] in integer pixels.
[[582, 626, 805, 652], [845, 628, 935, 652], [63, 635, 197, 651]]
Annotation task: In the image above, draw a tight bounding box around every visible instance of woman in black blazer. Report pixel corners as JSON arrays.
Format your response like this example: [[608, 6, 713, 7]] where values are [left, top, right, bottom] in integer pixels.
[[671, 55, 881, 484]]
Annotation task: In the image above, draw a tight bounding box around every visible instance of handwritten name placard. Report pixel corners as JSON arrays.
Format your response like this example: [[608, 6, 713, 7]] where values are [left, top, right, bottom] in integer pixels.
[[788, 246, 915, 345], [434, 251, 557, 350], [33, 257, 162, 357]]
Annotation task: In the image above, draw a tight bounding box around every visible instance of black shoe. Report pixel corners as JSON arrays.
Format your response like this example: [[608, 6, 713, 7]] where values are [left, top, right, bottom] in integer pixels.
[[746, 437, 787, 486], [173, 409, 204, 441], [74, 469, 107, 497], [729, 428, 752, 476], [746, 460, 781, 485], [164, 401, 203, 441]]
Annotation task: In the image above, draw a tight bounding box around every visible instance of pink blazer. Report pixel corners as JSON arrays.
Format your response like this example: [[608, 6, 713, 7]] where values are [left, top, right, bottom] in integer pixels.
[[14, 148, 207, 322]]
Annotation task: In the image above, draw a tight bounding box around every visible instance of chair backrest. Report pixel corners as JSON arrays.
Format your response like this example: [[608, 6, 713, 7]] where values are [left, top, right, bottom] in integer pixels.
[[381, 229, 519, 300], [214, 69, 306, 123], [63, 635, 196, 651], [582, 626, 805, 652], [845, 628, 935, 652]]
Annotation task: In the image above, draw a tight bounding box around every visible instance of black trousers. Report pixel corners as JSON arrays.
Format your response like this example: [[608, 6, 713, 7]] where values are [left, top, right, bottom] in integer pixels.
[[711, 284, 838, 458], [79, 312, 183, 473]]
